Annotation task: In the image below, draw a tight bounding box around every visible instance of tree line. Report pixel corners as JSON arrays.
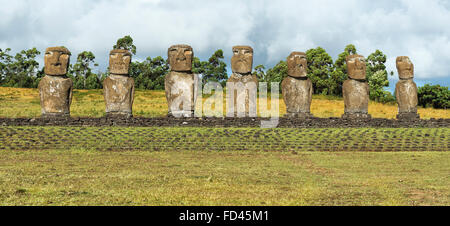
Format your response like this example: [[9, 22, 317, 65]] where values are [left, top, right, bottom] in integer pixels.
[[0, 36, 448, 109]]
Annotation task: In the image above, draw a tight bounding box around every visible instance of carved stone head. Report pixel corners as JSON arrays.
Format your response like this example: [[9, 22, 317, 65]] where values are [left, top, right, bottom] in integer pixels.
[[346, 54, 366, 80], [168, 44, 193, 72], [109, 49, 132, 75], [231, 45, 253, 74], [44, 47, 71, 76], [287, 51, 307, 78], [396, 56, 414, 79]]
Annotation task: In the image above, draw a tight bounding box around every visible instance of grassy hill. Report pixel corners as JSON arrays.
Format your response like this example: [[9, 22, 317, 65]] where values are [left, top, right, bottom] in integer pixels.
[[0, 87, 448, 119]]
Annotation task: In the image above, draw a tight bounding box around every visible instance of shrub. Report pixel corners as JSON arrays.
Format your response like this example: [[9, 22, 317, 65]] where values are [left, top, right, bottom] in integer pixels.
[[417, 84, 449, 109]]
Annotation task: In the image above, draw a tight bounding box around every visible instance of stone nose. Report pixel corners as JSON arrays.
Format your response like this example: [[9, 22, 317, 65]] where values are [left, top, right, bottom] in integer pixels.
[[52, 52, 62, 64], [176, 51, 186, 61], [355, 60, 364, 68]]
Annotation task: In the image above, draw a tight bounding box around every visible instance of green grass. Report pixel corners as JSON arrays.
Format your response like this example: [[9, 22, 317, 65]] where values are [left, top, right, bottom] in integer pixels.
[[1, 126, 448, 205], [1, 127, 448, 151], [0, 149, 448, 205]]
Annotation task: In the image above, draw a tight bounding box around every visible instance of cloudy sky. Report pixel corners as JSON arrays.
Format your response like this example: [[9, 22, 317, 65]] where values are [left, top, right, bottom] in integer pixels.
[[1, 0, 449, 91]]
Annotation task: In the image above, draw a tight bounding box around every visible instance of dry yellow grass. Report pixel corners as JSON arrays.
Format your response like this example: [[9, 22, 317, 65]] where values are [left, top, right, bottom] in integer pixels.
[[0, 87, 448, 119]]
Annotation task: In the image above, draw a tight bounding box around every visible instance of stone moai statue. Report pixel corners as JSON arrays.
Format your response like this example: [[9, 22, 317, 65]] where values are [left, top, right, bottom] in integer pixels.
[[38, 47, 73, 118], [165, 44, 198, 117], [342, 54, 371, 119], [103, 49, 135, 118], [395, 56, 419, 119], [226, 45, 258, 117], [281, 51, 313, 118]]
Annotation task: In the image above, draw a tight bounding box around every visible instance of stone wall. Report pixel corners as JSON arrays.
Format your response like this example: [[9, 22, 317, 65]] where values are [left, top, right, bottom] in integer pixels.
[[1, 117, 448, 128]]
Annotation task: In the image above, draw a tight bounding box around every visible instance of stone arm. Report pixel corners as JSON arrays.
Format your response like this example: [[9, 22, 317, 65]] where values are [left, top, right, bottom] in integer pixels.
[[309, 79, 313, 104], [131, 78, 135, 106], [411, 81, 418, 106], [38, 79, 43, 108], [102, 78, 107, 106], [395, 83, 400, 103], [68, 81, 73, 106]]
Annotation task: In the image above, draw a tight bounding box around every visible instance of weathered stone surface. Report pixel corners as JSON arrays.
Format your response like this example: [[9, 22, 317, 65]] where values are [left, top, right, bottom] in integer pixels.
[[165, 44, 198, 117], [342, 79, 370, 118], [287, 52, 307, 78], [343, 54, 370, 119], [39, 46, 73, 117], [395, 79, 418, 113], [109, 49, 131, 75], [396, 56, 414, 80], [395, 56, 419, 120], [38, 75, 73, 117], [346, 54, 366, 80], [227, 73, 258, 117], [231, 46, 253, 74], [104, 49, 134, 117], [227, 45, 257, 117], [44, 47, 71, 76], [165, 71, 198, 117], [103, 74, 135, 117], [282, 76, 313, 117], [164, 45, 198, 117], [168, 44, 193, 72]]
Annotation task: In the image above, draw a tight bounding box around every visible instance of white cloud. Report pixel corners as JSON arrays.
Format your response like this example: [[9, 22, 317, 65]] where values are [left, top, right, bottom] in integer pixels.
[[0, 0, 449, 81]]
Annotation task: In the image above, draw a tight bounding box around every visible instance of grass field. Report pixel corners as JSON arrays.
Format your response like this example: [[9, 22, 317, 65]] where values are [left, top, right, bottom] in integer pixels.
[[1, 127, 449, 151], [0, 126, 449, 205], [1, 149, 448, 205], [0, 87, 448, 119]]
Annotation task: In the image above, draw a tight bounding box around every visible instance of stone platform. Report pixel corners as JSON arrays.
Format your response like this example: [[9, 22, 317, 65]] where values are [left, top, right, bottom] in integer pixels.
[[0, 117, 449, 128]]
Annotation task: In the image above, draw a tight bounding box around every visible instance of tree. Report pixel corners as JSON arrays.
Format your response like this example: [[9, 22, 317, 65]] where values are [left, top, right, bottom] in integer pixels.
[[305, 47, 335, 95], [113, 35, 136, 55], [265, 60, 288, 92], [130, 56, 169, 90], [331, 44, 357, 96], [0, 47, 41, 88], [0, 48, 13, 85], [202, 49, 227, 86], [253, 64, 266, 81], [71, 51, 99, 89], [365, 49, 393, 102], [191, 50, 228, 87], [417, 84, 449, 109], [192, 49, 228, 86]]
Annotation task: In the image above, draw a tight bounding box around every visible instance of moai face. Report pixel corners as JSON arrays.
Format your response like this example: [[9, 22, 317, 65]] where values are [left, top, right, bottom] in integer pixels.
[[287, 51, 307, 78], [168, 44, 193, 72], [396, 56, 414, 79], [44, 47, 71, 76], [346, 54, 366, 80], [231, 46, 253, 74], [109, 49, 132, 75]]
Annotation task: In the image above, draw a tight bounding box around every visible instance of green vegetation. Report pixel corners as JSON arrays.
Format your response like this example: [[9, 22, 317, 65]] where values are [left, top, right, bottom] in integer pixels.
[[0, 149, 448, 205], [366, 50, 395, 103], [418, 84, 449, 109], [1, 126, 448, 151]]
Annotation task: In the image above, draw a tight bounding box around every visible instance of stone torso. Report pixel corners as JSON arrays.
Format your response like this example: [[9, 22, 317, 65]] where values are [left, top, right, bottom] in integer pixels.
[[395, 79, 418, 113], [282, 77, 312, 114], [227, 73, 258, 116], [38, 75, 73, 116], [103, 74, 135, 115], [343, 79, 369, 114], [165, 71, 197, 116]]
